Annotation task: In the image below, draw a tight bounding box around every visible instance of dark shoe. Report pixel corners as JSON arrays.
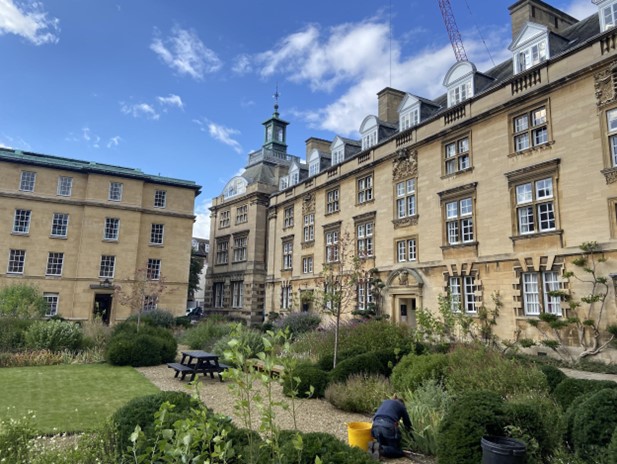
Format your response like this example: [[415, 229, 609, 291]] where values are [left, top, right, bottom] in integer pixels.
[[367, 441, 380, 460]]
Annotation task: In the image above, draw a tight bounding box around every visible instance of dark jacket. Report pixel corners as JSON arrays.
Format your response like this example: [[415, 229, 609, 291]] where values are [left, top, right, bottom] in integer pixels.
[[373, 399, 411, 429]]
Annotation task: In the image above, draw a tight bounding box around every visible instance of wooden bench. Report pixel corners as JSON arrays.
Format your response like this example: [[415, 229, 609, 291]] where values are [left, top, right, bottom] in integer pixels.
[[167, 362, 195, 380], [201, 362, 230, 382]]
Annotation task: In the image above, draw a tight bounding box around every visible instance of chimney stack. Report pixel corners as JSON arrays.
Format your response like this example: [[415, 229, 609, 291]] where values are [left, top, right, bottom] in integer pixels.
[[377, 88, 406, 124], [508, 0, 578, 40]]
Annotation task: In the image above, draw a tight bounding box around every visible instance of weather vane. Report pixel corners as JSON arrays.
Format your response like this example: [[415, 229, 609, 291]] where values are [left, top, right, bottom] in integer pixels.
[[273, 83, 280, 116]]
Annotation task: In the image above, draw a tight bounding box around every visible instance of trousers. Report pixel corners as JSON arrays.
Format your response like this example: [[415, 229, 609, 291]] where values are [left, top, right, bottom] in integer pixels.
[[371, 419, 405, 459]]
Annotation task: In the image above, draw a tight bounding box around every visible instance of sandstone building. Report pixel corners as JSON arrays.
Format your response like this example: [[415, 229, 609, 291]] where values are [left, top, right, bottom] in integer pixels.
[[208, 0, 617, 347], [0, 148, 200, 323]]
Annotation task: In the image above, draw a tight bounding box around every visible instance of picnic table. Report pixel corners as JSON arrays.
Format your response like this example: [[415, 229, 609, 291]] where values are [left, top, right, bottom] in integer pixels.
[[167, 350, 229, 382]]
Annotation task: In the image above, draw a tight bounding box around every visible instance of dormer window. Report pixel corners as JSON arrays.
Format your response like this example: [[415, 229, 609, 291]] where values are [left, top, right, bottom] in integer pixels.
[[400, 107, 419, 131], [290, 171, 299, 185], [443, 62, 476, 108], [600, 0, 617, 31], [279, 176, 289, 190], [359, 116, 379, 150], [516, 40, 547, 72], [332, 148, 344, 165], [223, 176, 247, 199], [308, 150, 320, 177]]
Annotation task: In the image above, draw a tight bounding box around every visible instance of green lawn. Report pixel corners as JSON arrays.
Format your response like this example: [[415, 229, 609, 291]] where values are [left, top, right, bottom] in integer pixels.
[[0, 364, 160, 433]]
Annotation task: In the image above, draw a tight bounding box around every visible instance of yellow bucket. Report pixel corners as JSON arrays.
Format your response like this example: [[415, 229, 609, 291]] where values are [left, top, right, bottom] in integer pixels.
[[347, 421, 373, 451]]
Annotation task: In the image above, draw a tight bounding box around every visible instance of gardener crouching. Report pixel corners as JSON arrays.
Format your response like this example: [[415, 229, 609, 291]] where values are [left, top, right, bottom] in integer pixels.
[[369, 395, 412, 459]]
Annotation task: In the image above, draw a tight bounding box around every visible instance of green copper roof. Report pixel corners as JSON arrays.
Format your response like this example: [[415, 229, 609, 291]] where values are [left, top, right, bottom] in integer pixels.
[[0, 148, 201, 193]]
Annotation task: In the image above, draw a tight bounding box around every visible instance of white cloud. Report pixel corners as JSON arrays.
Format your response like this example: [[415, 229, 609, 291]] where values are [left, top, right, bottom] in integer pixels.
[[194, 118, 243, 154], [0, 133, 29, 149], [564, 0, 597, 20], [0, 0, 59, 45], [150, 26, 221, 79], [232, 54, 252, 74], [193, 197, 212, 239], [107, 136, 121, 148], [121, 102, 160, 120], [157, 93, 184, 109]]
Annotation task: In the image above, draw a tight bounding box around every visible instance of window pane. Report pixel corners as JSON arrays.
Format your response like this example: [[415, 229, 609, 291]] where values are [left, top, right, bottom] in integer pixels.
[[516, 183, 532, 204], [514, 115, 528, 132], [535, 178, 553, 199], [523, 273, 540, 315], [459, 198, 472, 216], [532, 107, 547, 126], [537, 202, 555, 231], [518, 206, 535, 234], [446, 202, 458, 219]]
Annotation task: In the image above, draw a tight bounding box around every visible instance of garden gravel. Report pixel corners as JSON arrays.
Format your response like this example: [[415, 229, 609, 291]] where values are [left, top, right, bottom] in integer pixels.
[[137, 364, 433, 463]]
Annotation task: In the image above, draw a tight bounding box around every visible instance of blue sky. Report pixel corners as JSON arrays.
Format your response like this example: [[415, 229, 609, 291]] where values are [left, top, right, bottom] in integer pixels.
[[0, 0, 597, 239]]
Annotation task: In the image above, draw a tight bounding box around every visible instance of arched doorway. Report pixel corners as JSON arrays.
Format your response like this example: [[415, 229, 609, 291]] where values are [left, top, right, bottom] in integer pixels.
[[384, 268, 424, 328]]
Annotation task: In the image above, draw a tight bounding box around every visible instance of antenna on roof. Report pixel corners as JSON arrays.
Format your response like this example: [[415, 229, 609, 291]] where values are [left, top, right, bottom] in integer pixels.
[[389, 0, 392, 87]]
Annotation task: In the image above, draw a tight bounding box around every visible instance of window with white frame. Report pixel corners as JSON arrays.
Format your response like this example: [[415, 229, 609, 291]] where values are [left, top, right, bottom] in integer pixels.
[[216, 239, 229, 264], [99, 255, 116, 278], [236, 205, 248, 224], [516, 40, 547, 73], [325, 229, 339, 263], [51, 213, 69, 237], [57, 176, 73, 196], [46, 252, 64, 276], [284, 206, 294, 228], [13, 209, 31, 234], [601, 2, 617, 30], [302, 256, 313, 274], [143, 295, 158, 312], [8, 249, 26, 274], [219, 210, 230, 228], [233, 236, 247, 262], [522, 271, 562, 316], [231, 281, 243, 308], [357, 222, 374, 257], [303, 214, 314, 242], [108, 182, 123, 201], [146, 258, 161, 280], [445, 197, 474, 245], [213, 282, 224, 308], [279, 176, 289, 190], [607, 108, 617, 166], [150, 224, 164, 245], [444, 136, 471, 175], [19, 171, 36, 192], [400, 107, 419, 131], [395, 179, 416, 219], [332, 148, 344, 165], [362, 130, 378, 150], [154, 190, 167, 208], [448, 80, 472, 106], [223, 177, 247, 199], [513, 105, 548, 152], [309, 160, 320, 177], [357, 174, 373, 204], [43, 293, 59, 317], [326, 188, 339, 214], [281, 284, 292, 310], [282, 240, 293, 270], [104, 217, 120, 240], [396, 238, 417, 263], [357, 280, 374, 312], [449, 276, 476, 313], [515, 177, 555, 235]]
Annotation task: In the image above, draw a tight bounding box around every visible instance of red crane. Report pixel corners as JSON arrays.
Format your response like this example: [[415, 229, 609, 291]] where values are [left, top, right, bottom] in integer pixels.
[[438, 0, 468, 62]]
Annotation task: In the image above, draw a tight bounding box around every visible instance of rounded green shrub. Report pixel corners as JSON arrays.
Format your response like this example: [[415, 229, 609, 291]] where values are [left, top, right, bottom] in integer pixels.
[[608, 426, 617, 463], [316, 349, 361, 371], [181, 317, 235, 351], [329, 352, 387, 384], [105, 323, 177, 367], [213, 327, 264, 361], [0, 318, 34, 352], [111, 391, 200, 457], [275, 312, 321, 337], [552, 377, 617, 410], [126, 309, 176, 328], [325, 373, 394, 413], [24, 319, 83, 352], [390, 353, 448, 392], [538, 364, 567, 393], [571, 388, 617, 460], [278, 431, 376, 464], [437, 390, 507, 464], [283, 364, 329, 398]]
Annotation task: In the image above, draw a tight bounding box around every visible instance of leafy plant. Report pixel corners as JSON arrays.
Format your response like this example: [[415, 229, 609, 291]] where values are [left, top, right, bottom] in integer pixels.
[[390, 353, 448, 393], [0, 409, 35, 464], [0, 284, 47, 319], [275, 312, 321, 338], [282, 364, 329, 398], [328, 352, 387, 384], [570, 388, 617, 461], [25, 320, 83, 352], [105, 323, 176, 367], [181, 316, 235, 351], [552, 377, 617, 410], [324, 373, 394, 413], [126, 308, 176, 328], [0, 318, 34, 352]]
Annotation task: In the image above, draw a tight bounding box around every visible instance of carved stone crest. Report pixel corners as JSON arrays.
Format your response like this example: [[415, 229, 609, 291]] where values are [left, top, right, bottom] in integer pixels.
[[392, 149, 418, 181], [398, 270, 409, 286], [594, 61, 617, 108], [602, 167, 617, 184], [392, 216, 418, 229], [302, 193, 315, 215]]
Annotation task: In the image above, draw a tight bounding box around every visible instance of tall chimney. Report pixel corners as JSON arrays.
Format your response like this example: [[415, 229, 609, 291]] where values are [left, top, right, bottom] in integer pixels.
[[377, 87, 406, 124], [508, 0, 578, 40], [305, 137, 332, 158]]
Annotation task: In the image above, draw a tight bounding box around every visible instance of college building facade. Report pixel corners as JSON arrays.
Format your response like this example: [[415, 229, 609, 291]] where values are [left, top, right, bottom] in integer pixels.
[[0, 149, 200, 323], [208, 0, 617, 348]]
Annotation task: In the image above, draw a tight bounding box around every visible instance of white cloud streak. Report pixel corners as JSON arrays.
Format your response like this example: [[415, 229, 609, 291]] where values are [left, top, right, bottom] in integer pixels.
[[0, 0, 59, 45], [193, 118, 243, 154], [150, 26, 221, 79], [121, 102, 160, 120], [157, 94, 184, 109], [107, 136, 121, 148]]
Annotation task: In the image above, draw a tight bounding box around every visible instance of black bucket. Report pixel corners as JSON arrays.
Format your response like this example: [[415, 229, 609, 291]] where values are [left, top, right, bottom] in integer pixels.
[[481, 436, 526, 464]]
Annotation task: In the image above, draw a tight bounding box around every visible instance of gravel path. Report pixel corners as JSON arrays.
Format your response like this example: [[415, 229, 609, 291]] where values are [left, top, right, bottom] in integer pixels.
[[136, 364, 434, 464]]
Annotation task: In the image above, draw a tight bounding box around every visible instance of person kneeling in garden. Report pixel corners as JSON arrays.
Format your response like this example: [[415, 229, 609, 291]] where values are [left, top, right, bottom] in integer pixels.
[[369, 395, 412, 459]]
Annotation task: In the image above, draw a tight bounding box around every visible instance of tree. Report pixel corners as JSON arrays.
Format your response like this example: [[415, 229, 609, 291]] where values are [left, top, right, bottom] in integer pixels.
[[188, 250, 204, 300], [0, 283, 47, 319], [527, 242, 617, 360], [314, 229, 372, 368], [114, 266, 168, 330]]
